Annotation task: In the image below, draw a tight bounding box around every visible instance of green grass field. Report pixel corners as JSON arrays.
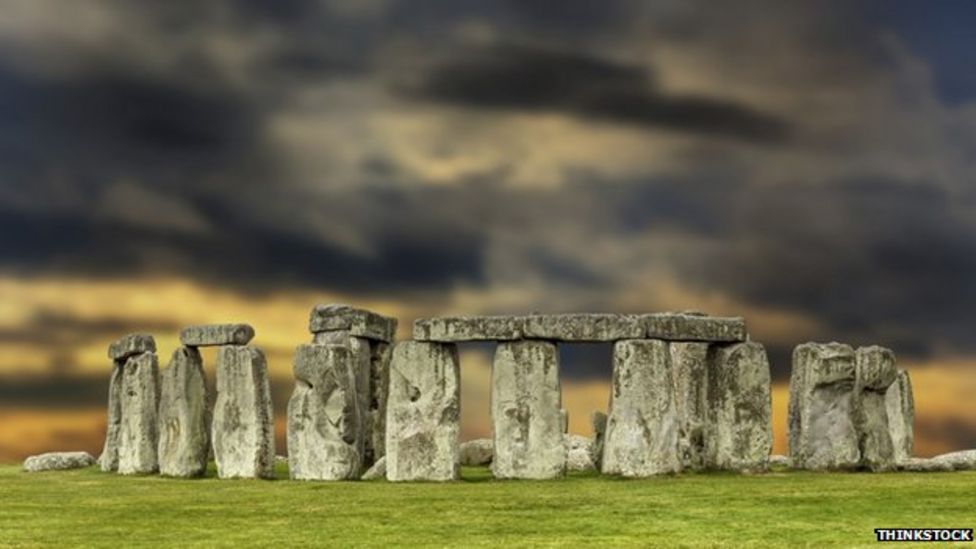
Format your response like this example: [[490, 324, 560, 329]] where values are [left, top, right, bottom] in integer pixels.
[[0, 463, 973, 548]]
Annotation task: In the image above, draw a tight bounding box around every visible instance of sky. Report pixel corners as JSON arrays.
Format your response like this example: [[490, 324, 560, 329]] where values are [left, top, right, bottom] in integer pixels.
[[1, 0, 975, 462]]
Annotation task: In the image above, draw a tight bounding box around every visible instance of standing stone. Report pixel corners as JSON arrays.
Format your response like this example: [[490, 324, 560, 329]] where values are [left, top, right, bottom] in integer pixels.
[[855, 346, 897, 471], [706, 342, 772, 471], [212, 345, 275, 479], [287, 344, 362, 480], [369, 341, 392, 462], [602, 340, 680, 476], [789, 342, 860, 470], [313, 331, 372, 466], [491, 340, 566, 479], [157, 346, 208, 477], [670, 342, 710, 470], [886, 369, 914, 462], [117, 352, 160, 475], [591, 411, 607, 470], [98, 359, 124, 472], [385, 341, 460, 481]]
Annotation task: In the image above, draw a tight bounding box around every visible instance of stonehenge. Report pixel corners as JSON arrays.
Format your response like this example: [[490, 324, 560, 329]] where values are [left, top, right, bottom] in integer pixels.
[[789, 342, 915, 471], [90, 306, 943, 483]]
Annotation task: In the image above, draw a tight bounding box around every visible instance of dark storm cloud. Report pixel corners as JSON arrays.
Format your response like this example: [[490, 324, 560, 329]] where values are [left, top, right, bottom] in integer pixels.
[[0, 309, 179, 347], [402, 43, 791, 143]]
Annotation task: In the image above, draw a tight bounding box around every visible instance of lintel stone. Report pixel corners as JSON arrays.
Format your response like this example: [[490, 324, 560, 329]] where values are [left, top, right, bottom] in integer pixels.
[[412, 315, 523, 342], [644, 313, 746, 342], [309, 304, 397, 343], [180, 324, 255, 347], [522, 313, 644, 342], [108, 333, 156, 360]]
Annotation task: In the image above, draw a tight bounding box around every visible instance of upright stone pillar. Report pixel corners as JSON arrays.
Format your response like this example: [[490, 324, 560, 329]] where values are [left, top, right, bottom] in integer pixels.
[[212, 345, 275, 479], [287, 344, 362, 480], [602, 339, 680, 476], [706, 342, 772, 471], [118, 351, 161, 475], [100, 334, 156, 472], [385, 341, 460, 481], [885, 369, 914, 462], [158, 346, 208, 477], [855, 346, 897, 471], [309, 304, 397, 467], [670, 342, 710, 470], [789, 342, 860, 470], [490, 340, 565, 479]]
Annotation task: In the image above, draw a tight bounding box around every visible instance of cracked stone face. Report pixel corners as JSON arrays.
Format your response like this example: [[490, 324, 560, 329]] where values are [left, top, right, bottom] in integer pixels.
[[287, 344, 363, 481], [157, 346, 208, 478], [117, 351, 160, 475], [789, 343, 860, 470], [670, 342, 710, 470], [602, 339, 680, 477], [212, 345, 275, 479], [385, 341, 460, 481], [706, 342, 772, 472], [491, 340, 566, 479]]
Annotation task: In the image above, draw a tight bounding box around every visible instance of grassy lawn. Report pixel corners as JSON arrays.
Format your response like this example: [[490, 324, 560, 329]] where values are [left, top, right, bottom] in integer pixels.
[[0, 463, 973, 548]]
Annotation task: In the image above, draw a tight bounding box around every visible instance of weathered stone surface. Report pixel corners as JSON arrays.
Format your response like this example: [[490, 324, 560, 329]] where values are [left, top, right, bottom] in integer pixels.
[[602, 339, 680, 476], [769, 454, 790, 467], [98, 359, 124, 472], [287, 344, 362, 481], [309, 304, 397, 343], [361, 456, 386, 480], [23, 451, 96, 472], [644, 313, 746, 342], [932, 449, 976, 471], [788, 342, 860, 470], [108, 333, 156, 360], [886, 369, 914, 463], [591, 411, 607, 469], [369, 342, 392, 462], [522, 314, 644, 341], [386, 341, 460, 481], [314, 332, 372, 465], [491, 340, 566, 479], [565, 434, 597, 472], [117, 352, 160, 475], [212, 345, 275, 479], [413, 315, 523, 342], [670, 342, 710, 470], [157, 346, 208, 477], [706, 342, 772, 472], [180, 324, 255, 347], [459, 439, 493, 466], [855, 346, 897, 471], [897, 457, 954, 472]]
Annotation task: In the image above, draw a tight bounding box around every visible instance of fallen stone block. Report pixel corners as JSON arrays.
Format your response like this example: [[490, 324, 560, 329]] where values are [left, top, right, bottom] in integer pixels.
[[522, 314, 644, 341], [287, 344, 363, 481], [157, 346, 208, 478], [212, 345, 275, 479], [23, 451, 96, 472], [491, 340, 566, 479], [602, 339, 680, 476], [309, 304, 397, 343], [118, 351, 160, 475], [788, 342, 860, 470], [855, 346, 898, 471], [886, 369, 914, 463], [385, 341, 460, 481], [180, 323, 255, 347], [670, 342, 710, 470], [768, 455, 790, 467], [565, 434, 597, 472], [412, 316, 523, 342], [897, 457, 954, 472], [361, 456, 386, 480], [108, 333, 156, 361], [98, 359, 125, 472], [931, 449, 976, 471], [459, 439, 493, 466], [644, 313, 746, 342], [706, 342, 772, 472]]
